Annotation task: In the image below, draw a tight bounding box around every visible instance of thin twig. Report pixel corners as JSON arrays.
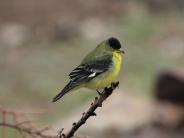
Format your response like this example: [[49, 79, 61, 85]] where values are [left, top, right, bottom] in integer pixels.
[[0, 82, 119, 138], [60, 82, 119, 138], [12, 112, 18, 138], [2, 111, 6, 138], [0, 122, 56, 138]]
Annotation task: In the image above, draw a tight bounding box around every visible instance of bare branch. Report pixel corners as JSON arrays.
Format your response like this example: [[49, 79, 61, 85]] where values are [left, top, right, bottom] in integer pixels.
[[0, 122, 56, 138], [60, 82, 119, 138], [0, 82, 119, 138]]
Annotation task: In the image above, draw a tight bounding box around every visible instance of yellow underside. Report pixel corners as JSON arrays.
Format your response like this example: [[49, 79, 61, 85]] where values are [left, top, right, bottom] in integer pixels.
[[85, 51, 122, 90]]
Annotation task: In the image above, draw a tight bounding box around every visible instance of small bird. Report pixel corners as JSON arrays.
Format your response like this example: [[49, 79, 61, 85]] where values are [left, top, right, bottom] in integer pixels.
[[52, 37, 124, 102]]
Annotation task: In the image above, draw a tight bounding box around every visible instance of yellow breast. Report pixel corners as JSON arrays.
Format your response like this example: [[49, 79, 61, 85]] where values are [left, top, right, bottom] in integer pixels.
[[112, 51, 122, 79], [86, 51, 122, 89]]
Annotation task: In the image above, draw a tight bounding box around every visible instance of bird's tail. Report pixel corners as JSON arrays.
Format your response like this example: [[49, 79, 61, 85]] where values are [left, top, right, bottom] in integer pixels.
[[52, 81, 75, 102]]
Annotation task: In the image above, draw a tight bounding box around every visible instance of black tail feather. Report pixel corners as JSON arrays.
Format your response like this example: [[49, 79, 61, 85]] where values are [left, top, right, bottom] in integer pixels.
[[52, 81, 74, 102], [52, 90, 67, 102]]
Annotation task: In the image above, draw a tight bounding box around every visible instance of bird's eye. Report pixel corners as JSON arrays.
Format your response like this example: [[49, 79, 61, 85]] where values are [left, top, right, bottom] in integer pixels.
[[108, 37, 121, 50]]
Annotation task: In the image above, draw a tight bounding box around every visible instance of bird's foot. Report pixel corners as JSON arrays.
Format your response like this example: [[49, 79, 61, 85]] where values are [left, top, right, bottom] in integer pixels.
[[96, 90, 103, 96], [111, 82, 119, 89]]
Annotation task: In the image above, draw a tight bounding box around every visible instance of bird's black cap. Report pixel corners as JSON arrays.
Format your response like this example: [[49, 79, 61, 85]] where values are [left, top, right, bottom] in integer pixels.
[[108, 37, 121, 50]]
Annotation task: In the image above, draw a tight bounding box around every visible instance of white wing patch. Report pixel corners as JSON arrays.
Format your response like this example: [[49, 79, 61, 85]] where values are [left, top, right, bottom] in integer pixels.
[[88, 72, 96, 78]]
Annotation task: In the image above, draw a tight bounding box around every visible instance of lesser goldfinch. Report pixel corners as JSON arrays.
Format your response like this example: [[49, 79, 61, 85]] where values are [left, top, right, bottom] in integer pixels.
[[52, 37, 124, 102]]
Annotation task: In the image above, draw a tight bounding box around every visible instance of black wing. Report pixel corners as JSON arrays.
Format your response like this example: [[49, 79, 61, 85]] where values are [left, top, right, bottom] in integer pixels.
[[52, 55, 112, 102], [69, 55, 113, 83]]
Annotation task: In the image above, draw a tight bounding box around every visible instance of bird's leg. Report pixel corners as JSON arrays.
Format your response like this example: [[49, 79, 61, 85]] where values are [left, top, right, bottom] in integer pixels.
[[111, 82, 119, 89], [111, 82, 115, 89], [96, 90, 102, 95]]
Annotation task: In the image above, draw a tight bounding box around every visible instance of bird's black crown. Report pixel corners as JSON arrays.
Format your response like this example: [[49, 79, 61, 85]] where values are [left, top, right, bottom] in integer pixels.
[[108, 37, 121, 50]]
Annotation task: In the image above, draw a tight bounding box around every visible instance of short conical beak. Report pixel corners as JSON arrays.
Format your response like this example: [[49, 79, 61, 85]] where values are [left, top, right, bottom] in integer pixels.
[[119, 48, 125, 54]]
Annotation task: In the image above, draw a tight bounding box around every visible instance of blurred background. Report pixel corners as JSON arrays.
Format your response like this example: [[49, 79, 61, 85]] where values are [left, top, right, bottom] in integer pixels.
[[0, 0, 184, 138]]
